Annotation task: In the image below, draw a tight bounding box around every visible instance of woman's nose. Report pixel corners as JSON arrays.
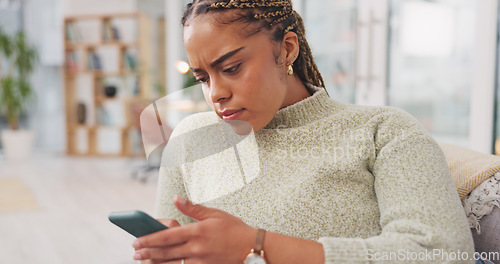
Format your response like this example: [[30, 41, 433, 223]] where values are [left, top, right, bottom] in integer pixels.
[[209, 77, 231, 103]]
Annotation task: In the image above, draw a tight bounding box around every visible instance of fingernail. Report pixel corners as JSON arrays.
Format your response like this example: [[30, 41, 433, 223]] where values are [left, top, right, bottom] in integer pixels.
[[175, 195, 187, 205], [132, 240, 141, 249], [133, 252, 143, 260]]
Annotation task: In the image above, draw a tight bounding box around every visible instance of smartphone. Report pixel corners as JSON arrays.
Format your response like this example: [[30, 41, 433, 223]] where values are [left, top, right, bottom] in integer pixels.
[[108, 210, 168, 237]]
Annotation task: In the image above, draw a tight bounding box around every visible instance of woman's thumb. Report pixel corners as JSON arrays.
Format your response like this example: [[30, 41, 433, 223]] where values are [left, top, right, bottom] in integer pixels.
[[174, 195, 218, 221]]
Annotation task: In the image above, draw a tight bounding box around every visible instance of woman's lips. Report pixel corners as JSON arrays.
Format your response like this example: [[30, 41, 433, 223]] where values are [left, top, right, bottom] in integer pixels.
[[221, 109, 244, 121]]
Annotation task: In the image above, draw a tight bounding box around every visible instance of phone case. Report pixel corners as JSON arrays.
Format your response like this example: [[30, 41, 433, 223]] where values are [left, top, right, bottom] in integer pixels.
[[108, 210, 168, 237]]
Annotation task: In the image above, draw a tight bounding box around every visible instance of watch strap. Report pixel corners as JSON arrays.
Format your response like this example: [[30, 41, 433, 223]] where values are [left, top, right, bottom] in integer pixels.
[[254, 229, 266, 253]]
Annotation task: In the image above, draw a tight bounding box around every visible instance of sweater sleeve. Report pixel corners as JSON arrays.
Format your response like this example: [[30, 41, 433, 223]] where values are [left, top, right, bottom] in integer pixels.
[[317, 109, 475, 264], [153, 111, 222, 224], [153, 165, 195, 225], [153, 118, 196, 225]]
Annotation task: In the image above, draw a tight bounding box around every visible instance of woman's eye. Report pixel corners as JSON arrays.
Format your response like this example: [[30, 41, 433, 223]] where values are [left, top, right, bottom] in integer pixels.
[[196, 76, 209, 83], [223, 63, 241, 74]]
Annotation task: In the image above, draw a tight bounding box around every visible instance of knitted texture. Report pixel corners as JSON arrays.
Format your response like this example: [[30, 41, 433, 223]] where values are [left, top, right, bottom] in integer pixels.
[[155, 85, 474, 263], [462, 172, 500, 233], [438, 141, 500, 199]]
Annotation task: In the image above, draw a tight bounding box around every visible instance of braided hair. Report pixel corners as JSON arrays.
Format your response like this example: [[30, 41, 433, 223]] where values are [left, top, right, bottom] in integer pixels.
[[181, 0, 326, 90]]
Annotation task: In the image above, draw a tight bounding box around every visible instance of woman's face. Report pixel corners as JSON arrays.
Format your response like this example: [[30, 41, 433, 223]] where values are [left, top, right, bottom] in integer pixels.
[[183, 14, 290, 132]]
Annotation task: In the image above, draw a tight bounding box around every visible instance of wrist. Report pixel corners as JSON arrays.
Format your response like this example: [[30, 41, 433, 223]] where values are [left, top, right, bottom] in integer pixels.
[[261, 231, 325, 264], [243, 228, 267, 264], [240, 226, 258, 261]]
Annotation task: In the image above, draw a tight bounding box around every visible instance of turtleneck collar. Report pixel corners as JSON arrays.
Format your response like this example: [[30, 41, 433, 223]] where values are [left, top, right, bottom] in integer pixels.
[[261, 84, 340, 130]]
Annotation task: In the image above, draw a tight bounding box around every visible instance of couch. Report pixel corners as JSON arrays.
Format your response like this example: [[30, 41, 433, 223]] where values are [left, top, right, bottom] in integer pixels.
[[439, 142, 500, 263]]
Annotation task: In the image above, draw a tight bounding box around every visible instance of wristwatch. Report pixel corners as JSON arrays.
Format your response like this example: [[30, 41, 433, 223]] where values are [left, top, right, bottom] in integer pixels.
[[243, 229, 267, 264]]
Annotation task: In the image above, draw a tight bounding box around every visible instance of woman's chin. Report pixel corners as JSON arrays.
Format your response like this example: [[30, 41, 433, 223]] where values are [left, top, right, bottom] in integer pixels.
[[224, 120, 254, 135]]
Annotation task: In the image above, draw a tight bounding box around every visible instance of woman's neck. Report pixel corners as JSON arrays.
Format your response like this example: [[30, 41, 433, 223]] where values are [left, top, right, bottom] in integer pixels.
[[280, 76, 311, 109]]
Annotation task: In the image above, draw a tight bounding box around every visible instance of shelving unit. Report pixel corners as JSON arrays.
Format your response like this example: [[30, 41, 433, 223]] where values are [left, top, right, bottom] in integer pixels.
[[64, 13, 153, 156]]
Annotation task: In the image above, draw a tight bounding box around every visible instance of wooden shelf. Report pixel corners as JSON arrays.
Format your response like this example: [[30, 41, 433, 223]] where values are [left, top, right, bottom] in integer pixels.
[[67, 123, 135, 130], [64, 12, 140, 21], [68, 123, 93, 129], [64, 12, 153, 157], [65, 42, 138, 50], [65, 70, 138, 77]]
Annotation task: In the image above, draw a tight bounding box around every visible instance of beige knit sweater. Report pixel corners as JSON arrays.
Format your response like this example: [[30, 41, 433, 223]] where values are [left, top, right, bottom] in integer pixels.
[[154, 85, 474, 263]]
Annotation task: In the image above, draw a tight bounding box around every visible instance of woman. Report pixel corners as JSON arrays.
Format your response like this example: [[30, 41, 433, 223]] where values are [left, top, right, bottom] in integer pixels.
[[132, 0, 476, 263]]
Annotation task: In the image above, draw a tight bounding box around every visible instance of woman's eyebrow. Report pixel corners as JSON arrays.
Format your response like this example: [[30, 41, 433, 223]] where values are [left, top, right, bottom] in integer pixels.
[[210, 46, 245, 68], [190, 46, 245, 73]]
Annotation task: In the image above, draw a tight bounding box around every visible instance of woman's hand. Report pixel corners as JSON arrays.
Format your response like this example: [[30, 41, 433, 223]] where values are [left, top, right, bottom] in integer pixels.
[[132, 195, 256, 264]]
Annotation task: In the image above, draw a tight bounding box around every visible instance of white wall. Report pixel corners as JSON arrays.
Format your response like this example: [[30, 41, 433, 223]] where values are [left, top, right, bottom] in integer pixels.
[[23, 0, 66, 152], [63, 0, 136, 15], [20, 0, 164, 153]]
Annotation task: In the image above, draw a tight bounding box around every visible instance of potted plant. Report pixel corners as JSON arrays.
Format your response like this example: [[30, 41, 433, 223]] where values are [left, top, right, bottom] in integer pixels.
[[0, 26, 38, 160]]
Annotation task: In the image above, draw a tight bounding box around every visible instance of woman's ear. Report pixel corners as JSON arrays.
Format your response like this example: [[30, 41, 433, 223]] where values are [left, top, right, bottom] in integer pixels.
[[282, 31, 299, 64]]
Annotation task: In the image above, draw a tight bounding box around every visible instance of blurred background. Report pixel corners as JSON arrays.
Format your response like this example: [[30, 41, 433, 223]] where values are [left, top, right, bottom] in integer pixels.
[[0, 0, 498, 263]]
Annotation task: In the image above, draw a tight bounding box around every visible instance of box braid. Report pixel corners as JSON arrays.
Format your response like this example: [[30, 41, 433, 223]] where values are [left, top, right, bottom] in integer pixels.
[[182, 0, 326, 90]]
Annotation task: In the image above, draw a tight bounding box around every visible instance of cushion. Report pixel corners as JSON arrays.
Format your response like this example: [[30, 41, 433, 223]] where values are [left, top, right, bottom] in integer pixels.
[[438, 142, 500, 199], [439, 142, 500, 262]]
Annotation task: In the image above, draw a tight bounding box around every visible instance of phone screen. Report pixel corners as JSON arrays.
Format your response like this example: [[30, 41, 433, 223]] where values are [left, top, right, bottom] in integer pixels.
[[109, 210, 168, 237]]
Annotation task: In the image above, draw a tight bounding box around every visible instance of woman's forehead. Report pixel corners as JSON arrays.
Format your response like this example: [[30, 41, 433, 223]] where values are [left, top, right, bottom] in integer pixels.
[[184, 18, 238, 57], [183, 13, 249, 43], [183, 15, 270, 66]]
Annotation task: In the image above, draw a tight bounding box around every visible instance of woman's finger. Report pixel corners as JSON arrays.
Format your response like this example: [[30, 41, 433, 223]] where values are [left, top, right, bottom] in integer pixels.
[[133, 224, 192, 249], [173, 195, 223, 221], [135, 243, 190, 261], [157, 218, 181, 228], [148, 259, 184, 264]]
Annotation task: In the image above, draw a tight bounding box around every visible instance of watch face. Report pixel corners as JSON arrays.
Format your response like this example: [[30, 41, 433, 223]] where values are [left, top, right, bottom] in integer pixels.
[[244, 253, 266, 264]]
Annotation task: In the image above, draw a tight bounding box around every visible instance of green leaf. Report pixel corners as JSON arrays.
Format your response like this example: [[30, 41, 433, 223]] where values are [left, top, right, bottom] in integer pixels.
[[0, 26, 13, 59], [0, 27, 39, 129]]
